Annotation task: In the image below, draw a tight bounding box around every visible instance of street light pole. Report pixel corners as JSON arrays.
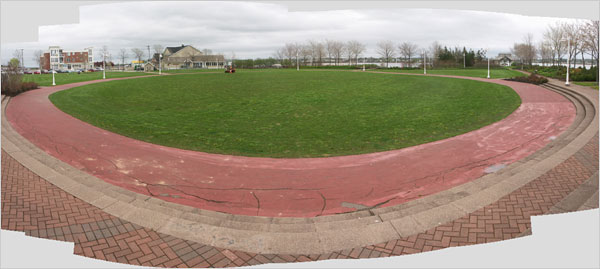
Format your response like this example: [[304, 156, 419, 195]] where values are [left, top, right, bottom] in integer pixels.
[[102, 51, 106, 79], [362, 57, 365, 71], [565, 37, 570, 86], [463, 52, 466, 68], [52, 70, 56, 86], [423, 51, 427, 75], [296, 51, 299, 71], [159, 54, 162, 75], [487, 56, 490, 79]]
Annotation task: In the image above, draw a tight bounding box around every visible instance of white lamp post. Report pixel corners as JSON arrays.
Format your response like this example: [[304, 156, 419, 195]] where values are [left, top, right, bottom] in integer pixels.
[[296, 51, 299, 71], [362, 57, 365, 71], [102, 51, 106, 80], [159, 54, 162, 75], [463, 52, 466, 68], [558, 37, 571, 86], [565, 38, 570, 86], [52, 70, 56, 86], [487, 57, 491, 79], [487, 50, 491, 79], [423, 50, 427, 75]]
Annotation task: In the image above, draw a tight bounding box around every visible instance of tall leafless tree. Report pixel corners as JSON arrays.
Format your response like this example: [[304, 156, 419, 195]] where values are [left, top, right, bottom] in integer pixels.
[[346, 40, 366, 65], [521, 33, 537, 67], [153, 44, 164, 55], [398, 42, 418, 67], [544, 22, 567, 65], [376, 40, 395, 67], [299, 44, 311, 65], [273, 47, 285, 64], [307, 40, 325, 66], [12, 50, 23, 70], [202, 48, 213, 55], [131, 48, 145, 64], [582, 20, 599, 69], [429, 41, 442, 68], [563, 23, 582, 69], [538, 41, 552, 66], [325, 40, 344, 66], [33, 50, 43, 72], [100, 46, 111, 70], [118, 49, 128, 71], [283, 43, 298, 64]]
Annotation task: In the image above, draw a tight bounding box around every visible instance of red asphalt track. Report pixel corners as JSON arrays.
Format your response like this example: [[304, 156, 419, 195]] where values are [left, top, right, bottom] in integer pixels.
[[5, 73, 575, 217]]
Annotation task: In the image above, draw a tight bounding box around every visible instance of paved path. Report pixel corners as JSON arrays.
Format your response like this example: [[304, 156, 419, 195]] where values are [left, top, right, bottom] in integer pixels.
[[5, 73, 575, 217], [2, 132, 597, 267], [2, 72, 598, 267]]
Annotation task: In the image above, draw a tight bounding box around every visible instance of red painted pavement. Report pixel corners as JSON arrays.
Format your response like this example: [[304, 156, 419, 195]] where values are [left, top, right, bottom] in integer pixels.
[[5, 73, 575, 217]]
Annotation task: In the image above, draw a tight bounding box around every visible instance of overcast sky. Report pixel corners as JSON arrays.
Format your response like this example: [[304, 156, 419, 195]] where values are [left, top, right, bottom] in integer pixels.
[[1, 1, 579, 67]]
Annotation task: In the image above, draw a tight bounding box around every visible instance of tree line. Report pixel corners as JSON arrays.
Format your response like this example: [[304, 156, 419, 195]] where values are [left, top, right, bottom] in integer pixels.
[[512, 20, 599, 69], [273, 39, 491, 68]]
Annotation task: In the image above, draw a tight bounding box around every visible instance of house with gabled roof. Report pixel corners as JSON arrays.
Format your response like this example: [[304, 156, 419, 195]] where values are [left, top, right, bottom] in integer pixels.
[[157, 44, 225, 70], [495, 53, 513, 67]]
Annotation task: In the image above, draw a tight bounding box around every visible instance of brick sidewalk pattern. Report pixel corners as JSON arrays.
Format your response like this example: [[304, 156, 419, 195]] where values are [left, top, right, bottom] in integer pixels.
[[1, 133, 598, 267]]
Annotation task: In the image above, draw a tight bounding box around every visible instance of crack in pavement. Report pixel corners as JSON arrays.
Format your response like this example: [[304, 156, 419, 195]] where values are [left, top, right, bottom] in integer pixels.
[[251, 191, 260, 216]]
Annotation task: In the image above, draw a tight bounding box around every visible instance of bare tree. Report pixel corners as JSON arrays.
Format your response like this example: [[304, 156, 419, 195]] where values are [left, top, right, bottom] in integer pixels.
[[563, 23, 583, 69], [299, 44, 311, 65], [131, 48, 145, 64], [100, 46, 111, 70], [12, 50, 23, 70], [429, 41, 442, 68], [376, 40, 396, 67], [325, 40, 333, 65], [511, 36, 536, 70], [33, 50, 43, 72], [273, 47, 285, 64], [118, 49, 128, 71], [538, 41, 552, 66], [522, 33, 537, 67], [346, 40, 366, 65], [152, 45, 164, 67], [283, 43, 299, 64], [152, 44, 164, 55], [544, 22, 567, 65], [398, 42, 419, 67], [329, 41, 345, 66], [582, 20, 599, 69], [202, 48, 213, 55]]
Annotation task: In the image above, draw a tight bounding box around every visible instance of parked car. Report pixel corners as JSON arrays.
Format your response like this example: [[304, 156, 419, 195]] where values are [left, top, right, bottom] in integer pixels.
[[24, 70, 33, 74], [41, 69, 49, 74], [33, 70, 41, 74], [87, 69, 95, 72]]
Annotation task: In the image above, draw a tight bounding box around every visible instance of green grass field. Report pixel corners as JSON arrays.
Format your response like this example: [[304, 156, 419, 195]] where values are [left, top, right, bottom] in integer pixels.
[[572, 81, 599, 90], [50, 71, 521, 158], [22, 71, 152, 86], [376, 68, 526, 79], [160, 69, 225, 73]]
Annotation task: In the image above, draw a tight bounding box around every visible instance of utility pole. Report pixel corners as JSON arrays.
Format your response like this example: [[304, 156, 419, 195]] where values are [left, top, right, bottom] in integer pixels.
[[20, 49, 24, 71], [146, 45, 151, 63]]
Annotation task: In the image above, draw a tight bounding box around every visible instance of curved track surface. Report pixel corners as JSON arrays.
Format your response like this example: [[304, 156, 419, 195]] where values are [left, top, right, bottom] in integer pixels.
[[5, 73, 575, 217]]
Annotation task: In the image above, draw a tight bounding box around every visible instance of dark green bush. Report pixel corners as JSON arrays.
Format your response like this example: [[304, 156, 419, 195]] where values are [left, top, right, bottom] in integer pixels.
[[528, 66, 598, 82], [505, 74, 548, 85]]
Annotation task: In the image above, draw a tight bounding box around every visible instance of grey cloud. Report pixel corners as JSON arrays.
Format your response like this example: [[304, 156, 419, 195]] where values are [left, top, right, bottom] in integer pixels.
[[1, 1, 576, 66]]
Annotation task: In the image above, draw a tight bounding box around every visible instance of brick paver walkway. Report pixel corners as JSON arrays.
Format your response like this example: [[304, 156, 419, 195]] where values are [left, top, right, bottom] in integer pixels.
[[2, 131, 597, 267]]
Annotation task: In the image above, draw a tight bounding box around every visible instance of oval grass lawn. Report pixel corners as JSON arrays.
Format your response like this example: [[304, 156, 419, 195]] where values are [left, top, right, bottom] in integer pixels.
[[49, 71, 521, 158]]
